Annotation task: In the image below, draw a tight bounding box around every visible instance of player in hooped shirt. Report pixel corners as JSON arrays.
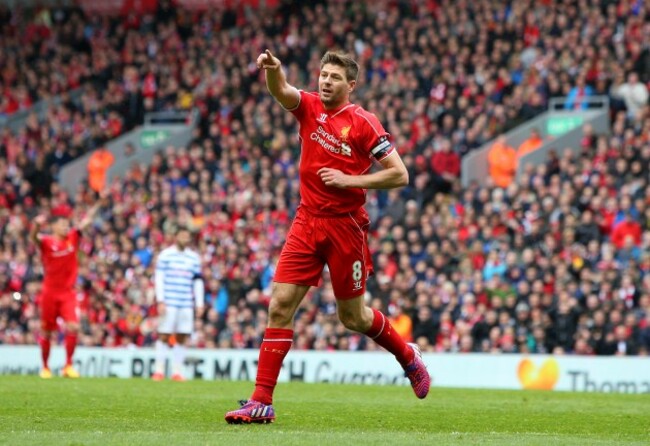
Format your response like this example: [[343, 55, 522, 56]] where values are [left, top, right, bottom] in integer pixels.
[[225, 50, 430, 424], [29, 198, 103, 378]]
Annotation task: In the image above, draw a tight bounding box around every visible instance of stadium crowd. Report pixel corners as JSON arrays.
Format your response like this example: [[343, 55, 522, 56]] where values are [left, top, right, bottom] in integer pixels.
[[1, 0, 650, 356], [0, 0, 202, 180]]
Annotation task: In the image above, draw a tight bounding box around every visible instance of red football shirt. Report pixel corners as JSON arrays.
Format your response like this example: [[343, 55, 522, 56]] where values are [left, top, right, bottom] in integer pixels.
[[291, 91, 395, 214], [39, 229, 80, 292]]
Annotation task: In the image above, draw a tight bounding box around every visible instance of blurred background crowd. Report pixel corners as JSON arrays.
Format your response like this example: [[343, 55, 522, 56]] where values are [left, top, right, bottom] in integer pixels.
[[1, 0, 650, 355]]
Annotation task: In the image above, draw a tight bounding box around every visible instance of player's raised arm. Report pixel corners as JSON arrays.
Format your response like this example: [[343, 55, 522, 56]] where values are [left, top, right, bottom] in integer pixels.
[[256, 49, 300, 110], [29, 215, 47, 245], [77, 190, 108, 232]]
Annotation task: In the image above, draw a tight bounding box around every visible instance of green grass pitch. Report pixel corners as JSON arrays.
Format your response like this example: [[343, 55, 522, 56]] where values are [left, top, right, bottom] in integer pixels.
[[0, 376, 648, 445]]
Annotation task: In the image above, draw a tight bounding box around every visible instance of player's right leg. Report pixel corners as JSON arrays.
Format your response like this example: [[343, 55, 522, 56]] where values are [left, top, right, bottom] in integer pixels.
[[39, 293, 56, 378], [39, 330, 53, 379], [226, 209, 322, 424], [225, 282, 310, 424]]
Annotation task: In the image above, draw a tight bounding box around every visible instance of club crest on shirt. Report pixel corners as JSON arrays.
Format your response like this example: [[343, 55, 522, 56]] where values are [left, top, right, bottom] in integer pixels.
[[340, 125, 351, 141]]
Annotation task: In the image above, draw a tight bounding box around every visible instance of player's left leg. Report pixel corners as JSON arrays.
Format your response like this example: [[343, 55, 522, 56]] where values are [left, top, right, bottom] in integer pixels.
[[336, 296, 430, 399], [60, 292, 80, 378], [170, 307, 194, 381], [327, 210, 430, 398], [153, 333, 170, 381], [154, 305, 178, 380], [171, 332, 189, 381], [172, 333, 187, 381]]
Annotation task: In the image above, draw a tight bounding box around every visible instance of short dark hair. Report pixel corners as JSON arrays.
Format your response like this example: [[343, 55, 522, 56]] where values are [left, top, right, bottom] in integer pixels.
[[175, 224, 191, 235], [50, 215, 67, 224], [320, 51, 360, 83]]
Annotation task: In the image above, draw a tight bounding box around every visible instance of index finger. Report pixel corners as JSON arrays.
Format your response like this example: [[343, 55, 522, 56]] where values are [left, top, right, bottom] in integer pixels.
[[317, 167, 329, 175], [265, 49, 273, 58]]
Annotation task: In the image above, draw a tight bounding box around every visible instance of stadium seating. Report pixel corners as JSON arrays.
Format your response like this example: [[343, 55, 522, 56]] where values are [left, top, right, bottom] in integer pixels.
[[1, 0, 649, 355]]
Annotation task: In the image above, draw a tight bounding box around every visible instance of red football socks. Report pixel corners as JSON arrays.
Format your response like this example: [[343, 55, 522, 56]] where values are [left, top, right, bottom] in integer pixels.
[[40, 336, 51, 369], [65, 333, 77, 366], [251, 328, 294, 405], [365, 309, 414, 367]]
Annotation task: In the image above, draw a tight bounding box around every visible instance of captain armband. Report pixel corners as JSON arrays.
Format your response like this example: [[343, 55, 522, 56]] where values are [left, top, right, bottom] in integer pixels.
[[370, 136, 393, 160]]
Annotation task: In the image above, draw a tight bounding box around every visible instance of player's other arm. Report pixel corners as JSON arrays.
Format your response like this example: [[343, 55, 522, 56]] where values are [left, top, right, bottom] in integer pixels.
[[193, 277, 205, 318], [348, 152, 409, 189], [318, 149, 409, 190], [256, 49, 300, 110], [191, 253, 205, 316], [319, 111, 409, 189]]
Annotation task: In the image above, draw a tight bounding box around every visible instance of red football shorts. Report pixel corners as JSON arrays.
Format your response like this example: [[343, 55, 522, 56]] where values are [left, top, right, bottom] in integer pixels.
[[274, 206, 374, 299], [40, 290, 78, 331]]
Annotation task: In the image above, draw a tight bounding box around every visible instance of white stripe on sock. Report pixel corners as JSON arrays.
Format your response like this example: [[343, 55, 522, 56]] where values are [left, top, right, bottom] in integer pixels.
[[371, 312, 386, 339]]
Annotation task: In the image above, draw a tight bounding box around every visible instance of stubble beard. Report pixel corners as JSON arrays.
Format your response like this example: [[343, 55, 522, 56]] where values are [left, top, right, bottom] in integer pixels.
[[319, 90, 343, 109]]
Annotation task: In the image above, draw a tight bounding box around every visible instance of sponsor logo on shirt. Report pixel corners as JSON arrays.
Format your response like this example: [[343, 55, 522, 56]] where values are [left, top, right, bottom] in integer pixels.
[[316, 113, 327, 123], [51, 247, 74, 257], [310, 126, 352, 157]]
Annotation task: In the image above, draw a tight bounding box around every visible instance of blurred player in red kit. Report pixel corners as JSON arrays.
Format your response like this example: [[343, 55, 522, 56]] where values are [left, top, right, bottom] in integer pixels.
[[225, 50, 430, 424], [29, 197, 103, 378]]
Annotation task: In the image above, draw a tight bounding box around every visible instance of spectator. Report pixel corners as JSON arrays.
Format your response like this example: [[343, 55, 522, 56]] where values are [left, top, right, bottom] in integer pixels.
[[488, 136, 516, 188], [412, 305, 438, 347], [611, 212, 642, 249], [87, 147, 115, 193], [565, 75, 594, 110], [611, 72, 649, 120], [516, 128, 544, 162], [613, 325, 638, 356], [2, 0, 650, 359], [388, 305, 413, 343], [430, 139, 460, 195], [549, 299, 580, 352]]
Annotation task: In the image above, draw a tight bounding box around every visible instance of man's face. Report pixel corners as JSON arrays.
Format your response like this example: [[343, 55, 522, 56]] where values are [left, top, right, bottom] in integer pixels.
[[176, 230, 191, 250], [319, 63, 355, 108], [52, 218, 70, 237]]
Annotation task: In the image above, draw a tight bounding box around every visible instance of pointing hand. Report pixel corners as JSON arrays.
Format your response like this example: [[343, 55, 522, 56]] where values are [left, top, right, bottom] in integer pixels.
[[256, 49, 281, 71]]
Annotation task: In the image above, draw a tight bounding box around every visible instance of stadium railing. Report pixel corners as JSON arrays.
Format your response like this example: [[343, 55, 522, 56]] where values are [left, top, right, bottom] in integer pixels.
[[0, 0, 74, 8], [59, 108, 201, 195], [461, 95, 610, 187], [0, 87, 84, 134]]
